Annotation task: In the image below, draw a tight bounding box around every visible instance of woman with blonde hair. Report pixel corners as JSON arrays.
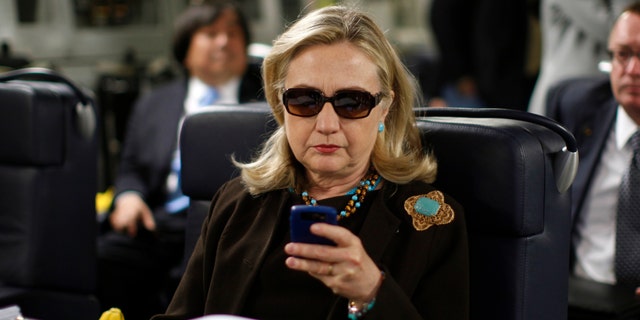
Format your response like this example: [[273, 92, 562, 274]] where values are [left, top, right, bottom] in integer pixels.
[[155, 5, 468, 320]]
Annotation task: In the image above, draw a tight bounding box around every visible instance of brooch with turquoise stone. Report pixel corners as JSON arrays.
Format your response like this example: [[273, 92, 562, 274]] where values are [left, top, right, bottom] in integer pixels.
[[404, 190, 454, 231]]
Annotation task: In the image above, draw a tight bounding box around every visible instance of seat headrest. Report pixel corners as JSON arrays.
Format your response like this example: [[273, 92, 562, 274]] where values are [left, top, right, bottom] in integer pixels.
[[0, 68, 96, 165], [417, 107, 577, 236], [180, 102, 276, 200], [0, 81, 68, 165]]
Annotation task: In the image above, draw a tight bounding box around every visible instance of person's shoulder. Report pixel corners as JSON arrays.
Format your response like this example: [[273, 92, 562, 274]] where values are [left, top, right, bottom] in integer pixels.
[[211, 177, 291, 223], [392, 180, 435, 193], [395, 181, 461, 208], [555, 75, 610, 96], [546, 74, 612, 119], [216, 176, 277, 204], [209, 177, 254, 213], [549, 75, 611, 106], [216, 176, 249, 197], [138, 78, 187, 103]]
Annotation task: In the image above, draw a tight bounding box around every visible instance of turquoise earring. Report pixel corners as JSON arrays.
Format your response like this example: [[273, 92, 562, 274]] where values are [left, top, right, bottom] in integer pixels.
[[378, 122, 385, 133]]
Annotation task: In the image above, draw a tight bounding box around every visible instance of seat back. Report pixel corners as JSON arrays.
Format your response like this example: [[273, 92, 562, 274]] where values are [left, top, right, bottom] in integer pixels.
[[417, 107, 575, 320], [0, 68, 99, 320], [179, 104, 575, 320], [180, 103, 276, 266]]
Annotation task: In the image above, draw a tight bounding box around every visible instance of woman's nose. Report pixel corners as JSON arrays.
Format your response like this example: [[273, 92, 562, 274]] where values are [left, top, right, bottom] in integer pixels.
[[314, 102, 340, 133]]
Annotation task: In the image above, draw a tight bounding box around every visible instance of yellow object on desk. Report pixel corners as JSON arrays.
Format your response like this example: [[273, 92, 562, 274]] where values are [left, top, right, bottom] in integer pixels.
[[99, 307, 124, 320], [96, 187, 114, 216]]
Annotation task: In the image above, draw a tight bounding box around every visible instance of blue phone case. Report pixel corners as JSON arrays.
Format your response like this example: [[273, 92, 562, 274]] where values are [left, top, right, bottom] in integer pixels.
[[290, 205, 337, 245]]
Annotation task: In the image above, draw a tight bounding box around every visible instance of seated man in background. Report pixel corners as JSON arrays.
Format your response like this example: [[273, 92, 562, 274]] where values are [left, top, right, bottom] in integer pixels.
[[547, 1, 640, 298], [96, 1, 264, 319]]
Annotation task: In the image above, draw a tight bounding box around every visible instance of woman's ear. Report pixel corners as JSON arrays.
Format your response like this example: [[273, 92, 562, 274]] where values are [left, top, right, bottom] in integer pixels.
[[380, 90, 394, 120]]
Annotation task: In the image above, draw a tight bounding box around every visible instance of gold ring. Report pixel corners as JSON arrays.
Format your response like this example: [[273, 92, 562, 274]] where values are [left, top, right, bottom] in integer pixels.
[[327, 264, 333, 276]]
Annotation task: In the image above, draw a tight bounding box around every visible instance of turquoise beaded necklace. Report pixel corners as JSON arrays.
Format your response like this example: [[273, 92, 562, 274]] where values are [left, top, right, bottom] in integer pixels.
[[296, 169, 382, 220]]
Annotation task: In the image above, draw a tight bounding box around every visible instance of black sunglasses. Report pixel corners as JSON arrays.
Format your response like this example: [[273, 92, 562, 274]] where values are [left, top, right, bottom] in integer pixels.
[[282, 88, 383, 119]]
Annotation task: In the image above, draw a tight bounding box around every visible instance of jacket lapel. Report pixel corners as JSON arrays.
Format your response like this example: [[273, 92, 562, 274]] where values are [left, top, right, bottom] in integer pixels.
[[572, 99, 617, 220], [358, 187, 403, 261]]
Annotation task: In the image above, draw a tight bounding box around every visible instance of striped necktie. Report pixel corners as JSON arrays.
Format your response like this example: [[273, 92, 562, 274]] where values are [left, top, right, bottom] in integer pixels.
[[615, 130, 640, 286]]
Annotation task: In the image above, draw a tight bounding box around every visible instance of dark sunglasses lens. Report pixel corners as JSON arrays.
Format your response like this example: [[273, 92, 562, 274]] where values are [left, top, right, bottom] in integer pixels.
[[284, 89, 322, 116], [334, 91, 375, 119]]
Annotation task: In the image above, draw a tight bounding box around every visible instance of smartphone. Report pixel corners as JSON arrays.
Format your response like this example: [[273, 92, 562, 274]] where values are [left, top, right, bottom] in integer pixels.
[[290, 205, 337, 245]]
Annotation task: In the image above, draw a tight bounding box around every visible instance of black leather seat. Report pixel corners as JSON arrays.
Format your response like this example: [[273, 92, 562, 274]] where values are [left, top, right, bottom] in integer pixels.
[[0, 69, 100, 320], [179, 103, 276, 270], [416, 107, 576, 319], [179, 103, 576, 320]]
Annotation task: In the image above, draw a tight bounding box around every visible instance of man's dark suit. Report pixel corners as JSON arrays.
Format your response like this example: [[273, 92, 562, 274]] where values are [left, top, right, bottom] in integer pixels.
[[97, 63, 264, 319], [546, 75, 617, 223], [113, 63, 264, 229], [545, 75, 633, 318]]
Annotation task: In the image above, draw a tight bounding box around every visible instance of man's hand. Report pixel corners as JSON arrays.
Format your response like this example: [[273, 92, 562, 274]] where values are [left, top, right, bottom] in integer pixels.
[[109, 193, 156, 237]]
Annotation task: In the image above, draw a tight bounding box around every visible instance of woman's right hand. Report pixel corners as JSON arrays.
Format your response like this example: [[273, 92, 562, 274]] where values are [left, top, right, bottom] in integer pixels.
[[284, 223, 383, 303], [109, 193, 156, 237]]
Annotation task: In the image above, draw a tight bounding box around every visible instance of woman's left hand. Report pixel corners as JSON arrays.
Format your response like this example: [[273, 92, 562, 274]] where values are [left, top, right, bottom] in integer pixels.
[[284, 223, 383, 303]]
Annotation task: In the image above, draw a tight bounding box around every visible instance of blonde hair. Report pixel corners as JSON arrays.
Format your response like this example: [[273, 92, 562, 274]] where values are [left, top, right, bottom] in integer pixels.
[[234, 5, 437, 195]]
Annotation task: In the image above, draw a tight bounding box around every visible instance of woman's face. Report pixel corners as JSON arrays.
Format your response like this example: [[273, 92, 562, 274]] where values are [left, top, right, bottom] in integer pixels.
[[283, 42, 389, 181]]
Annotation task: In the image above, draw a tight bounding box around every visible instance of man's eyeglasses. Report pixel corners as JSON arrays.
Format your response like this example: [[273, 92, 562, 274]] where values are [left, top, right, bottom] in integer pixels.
[[282, 88, 383, 119], [609, 49, 640, 67]]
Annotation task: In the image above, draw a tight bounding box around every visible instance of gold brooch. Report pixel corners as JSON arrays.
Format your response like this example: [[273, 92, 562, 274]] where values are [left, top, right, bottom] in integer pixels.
[[404, 190, 454, 231]]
